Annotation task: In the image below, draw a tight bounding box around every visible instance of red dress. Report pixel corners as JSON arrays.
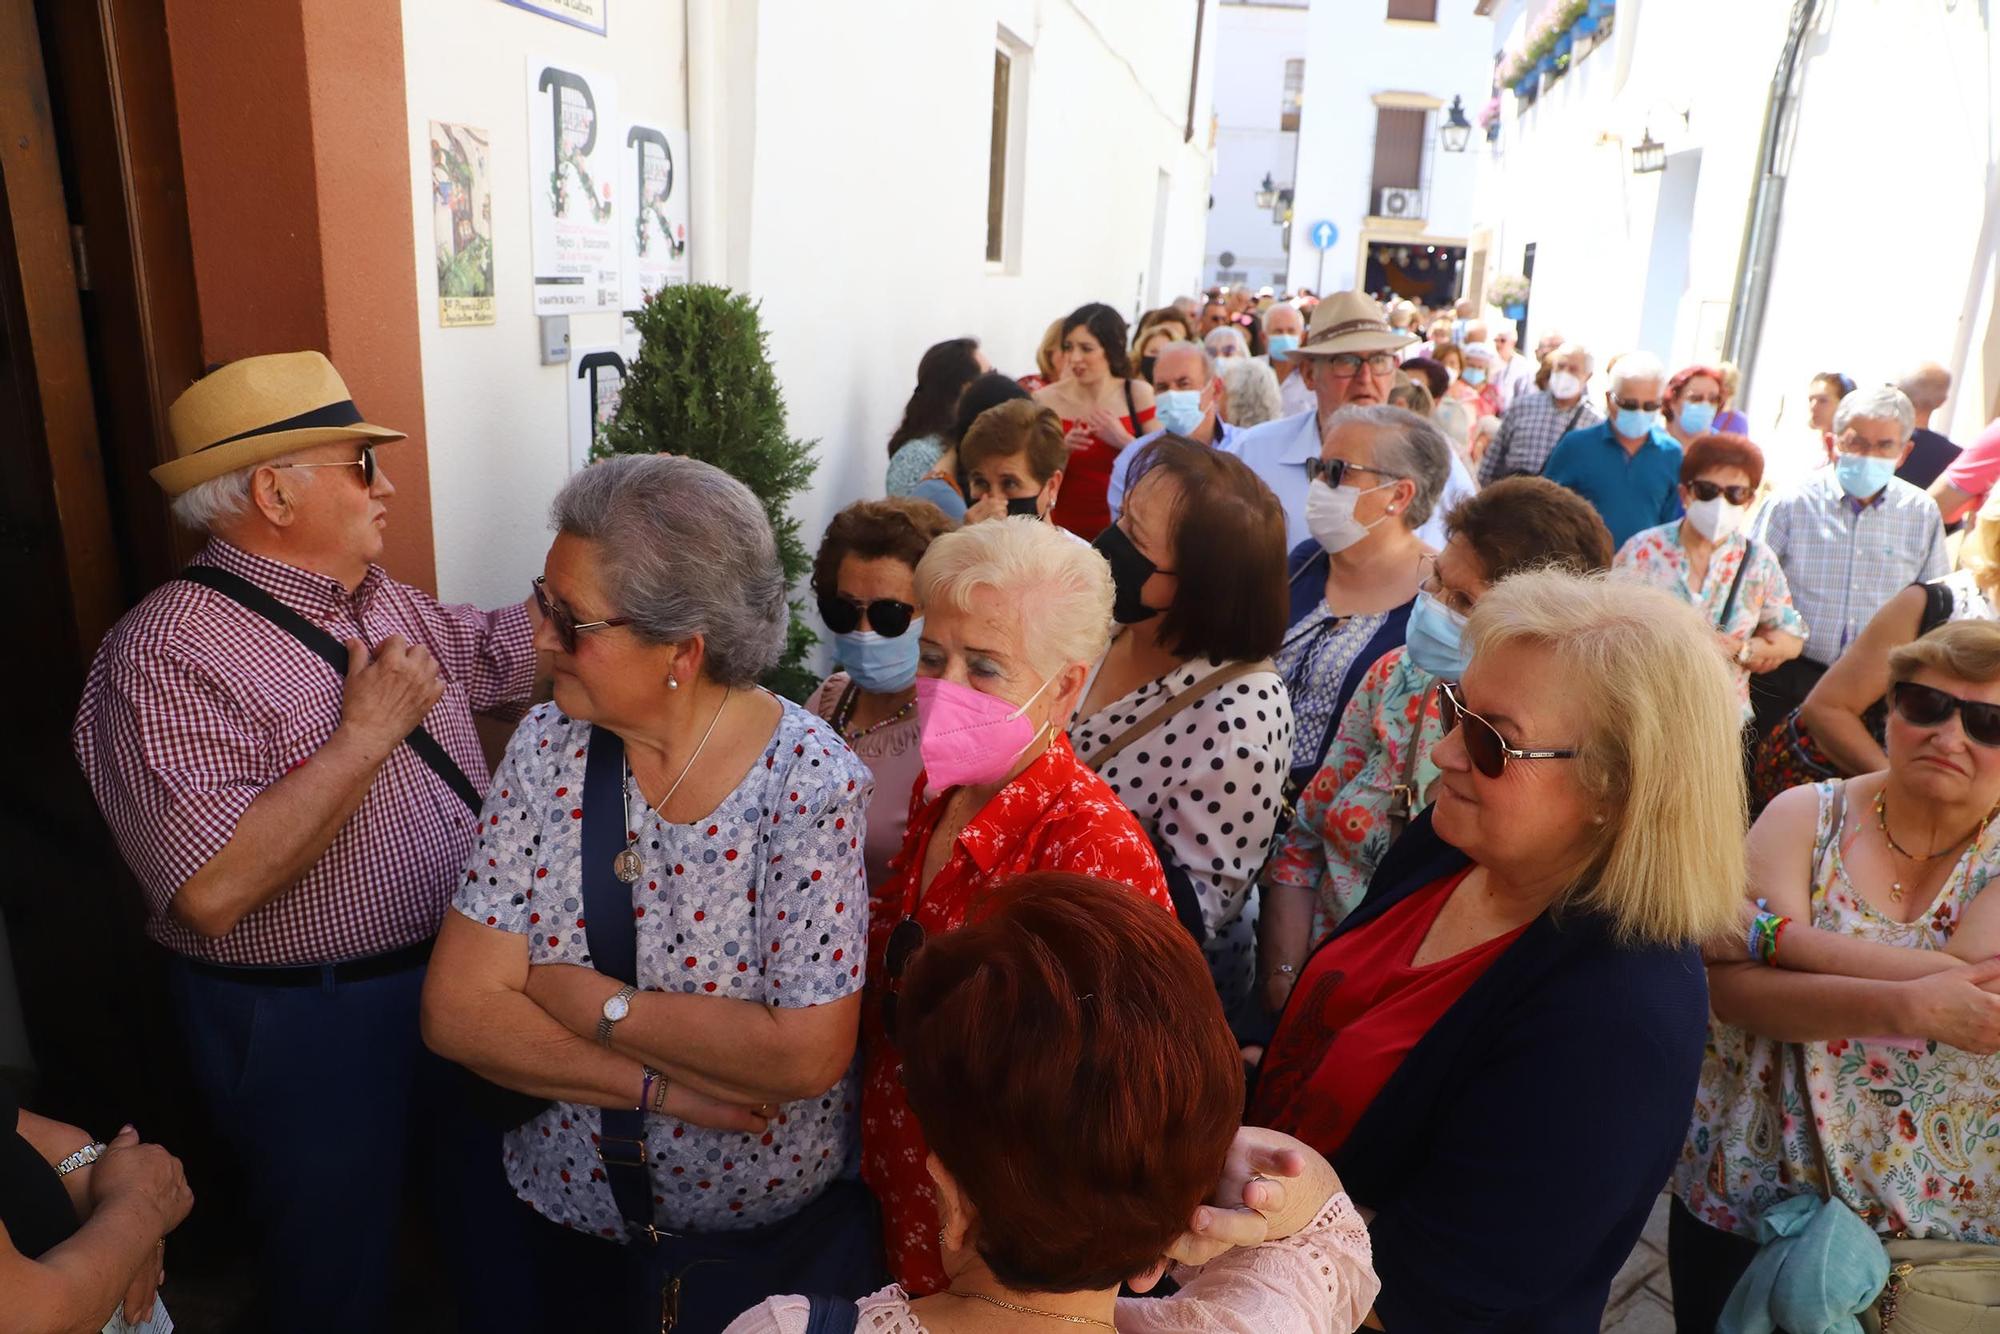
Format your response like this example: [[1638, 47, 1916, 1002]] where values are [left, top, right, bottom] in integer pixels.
[[1249, 869, 1526, 1157], [860, 732, 1172, 1293], [1050, 403, 1157, 540]]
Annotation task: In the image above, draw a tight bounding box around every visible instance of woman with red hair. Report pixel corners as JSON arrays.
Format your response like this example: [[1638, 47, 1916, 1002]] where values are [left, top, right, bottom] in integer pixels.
[[723, 874, 1379, 1333], [1663, 363, 1726, 451]]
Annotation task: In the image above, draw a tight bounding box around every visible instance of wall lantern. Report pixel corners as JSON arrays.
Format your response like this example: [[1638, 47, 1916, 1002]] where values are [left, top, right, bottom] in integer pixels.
[[1631, 126, 1667, 174], [1439, 95, 1473, 153]]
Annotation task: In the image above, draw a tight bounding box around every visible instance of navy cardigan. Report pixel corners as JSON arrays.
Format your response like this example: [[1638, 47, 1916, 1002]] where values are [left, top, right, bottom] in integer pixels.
[[1304, 810, 1711, 1332], [1283, 539, 1414, 789]]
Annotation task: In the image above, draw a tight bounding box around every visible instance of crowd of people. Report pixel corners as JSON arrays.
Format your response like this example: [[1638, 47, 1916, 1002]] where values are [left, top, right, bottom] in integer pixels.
[[10, 270, 2000, 1333]]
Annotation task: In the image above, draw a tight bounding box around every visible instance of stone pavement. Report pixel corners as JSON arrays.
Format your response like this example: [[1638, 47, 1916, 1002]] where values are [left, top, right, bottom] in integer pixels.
[[1601, 1193, 1677, 1333]]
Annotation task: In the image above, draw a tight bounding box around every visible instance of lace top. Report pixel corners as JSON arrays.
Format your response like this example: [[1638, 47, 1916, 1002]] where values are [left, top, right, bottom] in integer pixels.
[[720, 1191, 1378, 1333]]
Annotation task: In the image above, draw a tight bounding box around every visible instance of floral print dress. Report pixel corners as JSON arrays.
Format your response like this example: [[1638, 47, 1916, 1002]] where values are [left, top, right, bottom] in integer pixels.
[[1674, 781, 2000, 1241]]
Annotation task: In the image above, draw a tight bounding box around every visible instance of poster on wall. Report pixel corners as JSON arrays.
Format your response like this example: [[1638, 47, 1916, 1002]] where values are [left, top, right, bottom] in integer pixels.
[[429, 121, 495, 327], [567, 317, 643, 472], [619, 123, 690, 310], [498, 0, 606, 36], [526, 59, 620, 314]]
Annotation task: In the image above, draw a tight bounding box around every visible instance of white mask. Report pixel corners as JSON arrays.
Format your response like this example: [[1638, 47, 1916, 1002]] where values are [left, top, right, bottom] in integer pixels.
[[1548, 370, 1584, 401], [1306, 477, 1392, 554], [1685, 496, 1747, 543]]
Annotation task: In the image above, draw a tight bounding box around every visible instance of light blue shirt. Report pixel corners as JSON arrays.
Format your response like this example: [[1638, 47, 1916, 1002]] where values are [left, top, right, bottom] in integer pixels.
[[1214, 408, 1473, 551], [1105, 422, 1240, 521]]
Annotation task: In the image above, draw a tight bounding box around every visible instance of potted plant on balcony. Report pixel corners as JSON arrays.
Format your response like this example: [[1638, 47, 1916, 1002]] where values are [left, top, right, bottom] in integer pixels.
[[1489, 273, 1531, 320]]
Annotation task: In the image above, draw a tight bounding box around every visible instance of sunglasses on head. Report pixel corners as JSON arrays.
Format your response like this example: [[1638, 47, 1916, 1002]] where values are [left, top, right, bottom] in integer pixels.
[[880, 916, 926, 1039], [816, 593, 916, 638], [1889, 681, 2000, 747], [531, 575, 633, 654], [1438, 679, 1580, 779], [1688, 479, 1755, 506], [280, 444, 379, 487], [1305, 457, 1404, 488]]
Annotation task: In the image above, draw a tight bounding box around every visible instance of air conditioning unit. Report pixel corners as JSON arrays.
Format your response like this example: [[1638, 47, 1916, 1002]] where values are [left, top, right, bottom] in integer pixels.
[[1377, 187, 1425, 219]]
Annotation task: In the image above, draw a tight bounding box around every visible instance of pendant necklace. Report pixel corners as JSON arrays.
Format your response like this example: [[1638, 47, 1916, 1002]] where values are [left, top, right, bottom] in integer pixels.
[[1873, 786, 1996, 903], [946, 1290, 1116, 1329], [613, 687, 733, 883]]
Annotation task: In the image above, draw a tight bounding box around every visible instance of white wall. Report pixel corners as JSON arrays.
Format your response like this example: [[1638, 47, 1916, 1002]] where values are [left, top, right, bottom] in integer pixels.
[[1285, 2, 1492, 295], [1204, 1, 1308, 289]]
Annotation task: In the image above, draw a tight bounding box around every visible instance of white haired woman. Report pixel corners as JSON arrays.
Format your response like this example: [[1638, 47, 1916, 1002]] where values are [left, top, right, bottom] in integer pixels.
[[1217, 354, 1284, 430], [1253, 571, 1745, 1329], [422, 456, 880, 1334], [860, 516, 1174, 1296]]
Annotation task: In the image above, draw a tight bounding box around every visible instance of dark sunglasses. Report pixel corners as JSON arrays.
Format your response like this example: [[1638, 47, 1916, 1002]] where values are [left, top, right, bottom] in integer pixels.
[[1688, 479, 1755, 506], [280, 444, 378, 487], [531, 575, 633, 654], [1614, 398, 1664, 413], [1304, 457, 1405, 488], [1438, 679, 1579, 779], [1889, 681, 2000, 747], [880, 916, 926, 1039], [816, 594, 916, 638]]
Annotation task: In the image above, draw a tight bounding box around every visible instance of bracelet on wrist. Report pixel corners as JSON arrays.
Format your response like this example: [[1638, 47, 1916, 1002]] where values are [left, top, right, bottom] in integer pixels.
[[56, 1141, 104, 1176], [650, 1070, 670, 1114], [1748, 911, 1789, 966], [639, 1067, 659, 1114]]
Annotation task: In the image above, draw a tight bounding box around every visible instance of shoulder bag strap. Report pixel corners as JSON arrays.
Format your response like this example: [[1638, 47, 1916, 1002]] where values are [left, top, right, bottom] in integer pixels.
[[1718, 538, 1754, 630], [1539, 402, 1589, 476], [803, 1295, 862, 1334], [578, 725, 654, 1236], [179, 564, 483, 815], [1919, 577, 1957, 636], [1085, 659, 1274, 774], [1122, 377, 1141, 435], [1385, 680, 1440, 838]]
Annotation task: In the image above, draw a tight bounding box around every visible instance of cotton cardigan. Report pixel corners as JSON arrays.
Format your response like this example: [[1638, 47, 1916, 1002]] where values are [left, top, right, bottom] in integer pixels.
[[1310, 809, 1711, 1332]]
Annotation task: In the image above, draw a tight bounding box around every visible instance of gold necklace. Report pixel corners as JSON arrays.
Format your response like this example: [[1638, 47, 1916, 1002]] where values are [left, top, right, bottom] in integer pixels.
[[947, 1289, 1117, 1329], [1873, 787, 1994, 903], [612, 687, 732, 883]]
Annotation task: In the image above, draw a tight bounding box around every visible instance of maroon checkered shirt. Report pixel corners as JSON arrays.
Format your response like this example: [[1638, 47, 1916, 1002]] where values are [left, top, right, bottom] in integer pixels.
[[73, 540, 537, 965]]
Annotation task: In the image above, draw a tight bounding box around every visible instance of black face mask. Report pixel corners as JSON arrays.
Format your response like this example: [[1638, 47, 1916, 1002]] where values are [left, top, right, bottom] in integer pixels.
[[1091, 523, 1161, 624], [1006, 494, 1044, 519], [1138, 354, 1157, 384]]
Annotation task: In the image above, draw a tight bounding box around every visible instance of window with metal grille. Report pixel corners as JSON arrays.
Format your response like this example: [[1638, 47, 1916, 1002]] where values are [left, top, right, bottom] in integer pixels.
[[1370, 106, 1427, 207], [986, 47, 1011, 263], [1387, 0, 1438, 19], [1280, 58, 1304, 130]]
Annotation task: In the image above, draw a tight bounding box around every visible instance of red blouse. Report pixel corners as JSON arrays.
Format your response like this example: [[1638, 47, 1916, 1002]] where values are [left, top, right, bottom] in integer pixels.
[[1250, 869, 1526, 1158], [860, 732, 1172, 1294], [1050, 406, 1156, 540]]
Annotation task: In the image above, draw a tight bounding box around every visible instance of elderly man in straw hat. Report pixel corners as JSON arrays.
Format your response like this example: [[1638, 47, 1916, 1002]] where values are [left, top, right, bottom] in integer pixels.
[[72, 352, 541, 1331], [1221, 291, 1476, 551]]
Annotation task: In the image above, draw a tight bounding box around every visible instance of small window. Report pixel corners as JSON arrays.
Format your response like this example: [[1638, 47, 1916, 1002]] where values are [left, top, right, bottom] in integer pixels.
[[986, 48, 1011, 264], [1280, 58, 1304, 131], [1387, 0, 1438, 19]]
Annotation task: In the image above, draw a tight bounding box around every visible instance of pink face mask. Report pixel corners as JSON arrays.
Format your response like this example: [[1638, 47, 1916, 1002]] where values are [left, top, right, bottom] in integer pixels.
[[915, 674, 1053, 794]]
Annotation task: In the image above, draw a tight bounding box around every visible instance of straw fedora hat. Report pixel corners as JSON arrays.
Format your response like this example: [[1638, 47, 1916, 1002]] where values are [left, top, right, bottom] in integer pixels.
[[153, 351, 405, 496], [1291, 291, 1417, 359]]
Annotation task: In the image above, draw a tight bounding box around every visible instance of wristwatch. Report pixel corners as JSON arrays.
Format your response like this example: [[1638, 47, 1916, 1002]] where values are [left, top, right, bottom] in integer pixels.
[[56, 1141, 104, 1176], [596, 983, 638, 1047]]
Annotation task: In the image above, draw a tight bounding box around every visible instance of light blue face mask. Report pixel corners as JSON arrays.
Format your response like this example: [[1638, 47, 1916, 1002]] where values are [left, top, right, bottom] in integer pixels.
[[1614, 406, 1659, 439], [835, 625, 921, 693], [1836, 452, 1896, 501], [1155, 388, 1205, 436], [1266, 333, 1301, 363], [1404, 591, 1471, 680], [1463, 367, 1488, 387], [1677, 401, 1718, 436]]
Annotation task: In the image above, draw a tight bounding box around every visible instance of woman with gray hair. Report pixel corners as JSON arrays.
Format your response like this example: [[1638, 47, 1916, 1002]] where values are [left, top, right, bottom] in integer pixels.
[[422, 454, 881, 1333], [1217, 354, 1284, 429]]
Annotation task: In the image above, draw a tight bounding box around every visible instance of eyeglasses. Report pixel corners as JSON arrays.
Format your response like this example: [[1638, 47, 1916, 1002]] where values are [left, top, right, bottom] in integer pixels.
[[531, 575, 633, 654], [816, 594, 916, 638], [279, 444, 378, 486], [1614, 398, 1663, 414], [1437, 679, 1579, 779], [1305, 457, 1404, 489], [1836, 430, 1904, 458], [1320, 351, 1398, 379], [880, 916, 926, 1039], [1888, 681, 2000, 747], [1688, 479, 1755, 506], [1418, 555, 1475, 617]]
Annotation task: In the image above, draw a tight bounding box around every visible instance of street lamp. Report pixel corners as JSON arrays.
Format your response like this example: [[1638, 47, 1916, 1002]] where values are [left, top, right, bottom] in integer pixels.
[[1631, 126, 1667, 174], [1438, 95, 1473, 153], [1254, 173, 1278, 209]]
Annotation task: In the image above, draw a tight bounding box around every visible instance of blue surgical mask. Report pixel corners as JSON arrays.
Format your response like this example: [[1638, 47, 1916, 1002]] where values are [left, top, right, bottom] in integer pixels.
[[1463, 367, 1488, 387], [1155, 388, 1205, 436], [1614, 406, 1658, 439], [835, 624, 921, 693], [1836, 452, 1896, 501], [1266, 333, 1301, 363], [1677, 401, 1718, 436], [1404, 591, 1470, 680]]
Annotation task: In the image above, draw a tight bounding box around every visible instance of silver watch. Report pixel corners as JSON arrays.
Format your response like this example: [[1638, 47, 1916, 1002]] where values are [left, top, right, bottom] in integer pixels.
[[57, 1141, 104, 1176], [596, 983, 638, 1047]]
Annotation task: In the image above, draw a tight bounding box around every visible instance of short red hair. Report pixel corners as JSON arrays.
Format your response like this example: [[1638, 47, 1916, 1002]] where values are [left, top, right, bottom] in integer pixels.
[[898, 874, 1242, 1292], [1666, 363, 1725, 408], [1680, 432, 1766, 490]]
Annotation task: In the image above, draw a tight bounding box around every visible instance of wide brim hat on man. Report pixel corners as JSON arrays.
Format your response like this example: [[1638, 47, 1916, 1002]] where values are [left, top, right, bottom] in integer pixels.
[[1291, 291, 1418, 360], [152, 351, 405, 496]]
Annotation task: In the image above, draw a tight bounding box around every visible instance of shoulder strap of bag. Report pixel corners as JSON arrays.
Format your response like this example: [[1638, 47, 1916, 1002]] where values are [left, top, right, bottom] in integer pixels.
[[1385, 680, 1441, 837], [1122, 377, 1141, 432], [1538, 402, 1590, 476], [180, 564, 483, 815], [1085, 659, 1274, 774], [1719, 538, 1754, 630], [803, 1295, 862, 1334], [1919, 577, 1956, 636]]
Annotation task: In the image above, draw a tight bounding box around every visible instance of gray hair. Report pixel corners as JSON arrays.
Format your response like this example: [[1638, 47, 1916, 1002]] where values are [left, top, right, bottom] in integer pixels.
[[549, 455, 786, 686], [167, 454, 314, 531], [1834, 384, 1916, 441], [1608, 352, 1667, 393], [1204, 326, 1249, 358], [1327, 404, 1453, 529], [1219, 356, 1282, 428], [1553, 341, 1596, 374], [1152, 339, 1216, 379]]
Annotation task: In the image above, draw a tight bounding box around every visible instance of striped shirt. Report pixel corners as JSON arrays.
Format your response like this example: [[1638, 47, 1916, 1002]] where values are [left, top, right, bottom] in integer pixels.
[[1477, 389, 1604, 485], [72, 539, 537, 965], [1752, 469, 1948, 666]]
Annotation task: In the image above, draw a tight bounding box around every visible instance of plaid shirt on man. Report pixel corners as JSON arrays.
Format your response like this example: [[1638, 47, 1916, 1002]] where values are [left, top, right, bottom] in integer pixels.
[[1477, 389, 1604, 485], [1753, 469, 1948, 666], [73, 540, 536, 965]]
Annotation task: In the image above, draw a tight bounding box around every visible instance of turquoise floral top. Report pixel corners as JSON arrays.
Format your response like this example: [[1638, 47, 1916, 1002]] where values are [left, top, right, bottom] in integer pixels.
[[1674, 781, 2000, 1242], [1263, 646, 1446, 933], [884, 434, 945, 497], [1613, 522, 1807, 723]]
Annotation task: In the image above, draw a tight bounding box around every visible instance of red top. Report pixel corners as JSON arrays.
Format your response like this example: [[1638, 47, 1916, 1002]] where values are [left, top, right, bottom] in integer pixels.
[[860, 732, 1172, 1294], [1050, 407, 1157, 540], [1250, 869, 1526, 1157]]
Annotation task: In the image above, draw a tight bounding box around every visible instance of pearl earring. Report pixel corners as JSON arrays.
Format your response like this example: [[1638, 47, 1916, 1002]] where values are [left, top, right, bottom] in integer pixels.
[[668, 676, 679, 690]]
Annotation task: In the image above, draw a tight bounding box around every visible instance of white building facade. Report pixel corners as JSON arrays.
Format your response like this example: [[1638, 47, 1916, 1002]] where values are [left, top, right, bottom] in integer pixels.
[[1283, 0, 1493, 301], [1203, 0, 1310, 291], [398, 0, 1218, 609]]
